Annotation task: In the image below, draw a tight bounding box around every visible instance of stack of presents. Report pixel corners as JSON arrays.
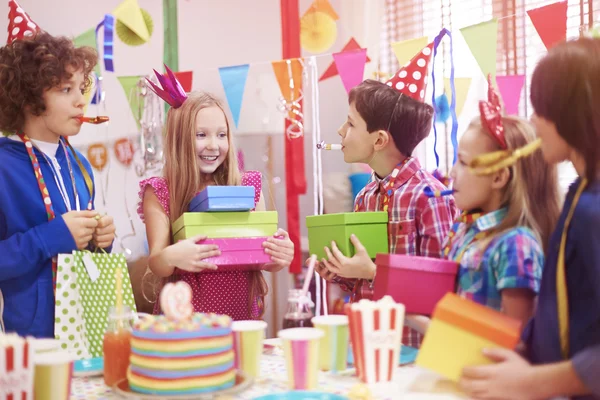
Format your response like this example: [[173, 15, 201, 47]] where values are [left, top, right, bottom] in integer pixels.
[[306, 211, 522, 383], [173, 186, 278, 270], [174, 188, 523, 382]]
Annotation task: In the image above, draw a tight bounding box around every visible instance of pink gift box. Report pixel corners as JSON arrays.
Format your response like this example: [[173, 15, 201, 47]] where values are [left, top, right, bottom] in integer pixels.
[[373, 254, 458, 315], [193, 237, 271, 272]]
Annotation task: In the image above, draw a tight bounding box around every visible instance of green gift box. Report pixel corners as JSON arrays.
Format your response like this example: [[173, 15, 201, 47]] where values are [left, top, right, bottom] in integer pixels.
[[172, 211, 278, 242], [306, 212, 389, 260]]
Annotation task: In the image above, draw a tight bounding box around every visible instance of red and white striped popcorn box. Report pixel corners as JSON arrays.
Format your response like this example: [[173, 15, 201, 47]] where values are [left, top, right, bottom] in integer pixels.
[[0, 334, 34, 400], [345, 296, 405, 384]]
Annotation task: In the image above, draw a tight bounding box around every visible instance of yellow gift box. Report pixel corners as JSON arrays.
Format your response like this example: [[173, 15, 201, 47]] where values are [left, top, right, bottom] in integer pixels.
[[416, 293, 522, 382]]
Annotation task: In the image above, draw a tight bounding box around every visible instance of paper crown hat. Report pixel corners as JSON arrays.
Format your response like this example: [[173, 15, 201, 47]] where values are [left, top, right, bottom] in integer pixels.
[[7, 0, 41, 44], [385, 42, 434, 102], [146, 64, 188, 108]]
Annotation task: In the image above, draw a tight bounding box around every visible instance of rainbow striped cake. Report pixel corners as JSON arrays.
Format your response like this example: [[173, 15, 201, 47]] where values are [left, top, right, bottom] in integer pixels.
[[127, 313, 235, 395]]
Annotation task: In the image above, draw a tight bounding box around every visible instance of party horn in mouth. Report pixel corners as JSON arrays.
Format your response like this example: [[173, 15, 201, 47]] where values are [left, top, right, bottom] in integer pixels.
[[79, 116, 109, 124], [424, 187, 454, 198], [317, 141, 342, 150]]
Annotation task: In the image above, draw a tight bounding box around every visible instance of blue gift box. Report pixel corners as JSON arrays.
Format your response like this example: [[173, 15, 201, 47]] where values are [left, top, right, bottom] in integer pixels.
[[189, 186, 255, 212]]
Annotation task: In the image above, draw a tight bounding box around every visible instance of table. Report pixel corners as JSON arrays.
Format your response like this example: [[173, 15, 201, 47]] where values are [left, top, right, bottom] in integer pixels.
[[71, 354, 466, 400]]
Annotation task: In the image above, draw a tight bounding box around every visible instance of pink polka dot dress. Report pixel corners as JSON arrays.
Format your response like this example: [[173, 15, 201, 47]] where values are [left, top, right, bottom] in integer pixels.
[[137, 171, 264, 321]]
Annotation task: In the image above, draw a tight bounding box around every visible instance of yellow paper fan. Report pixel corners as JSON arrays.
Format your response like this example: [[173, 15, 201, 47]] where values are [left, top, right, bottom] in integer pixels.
[[300, 11, 337, 54], [116, 8, 154, 46]]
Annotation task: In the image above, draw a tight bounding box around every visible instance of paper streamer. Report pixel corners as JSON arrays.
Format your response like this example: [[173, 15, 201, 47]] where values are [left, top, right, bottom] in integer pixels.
[[219, 64, 250, 128], [434, 94, 451, 123], [309, 56, 328, 316], [431, 28, 458, 167], [527, 1, 568, 50], [496, 75, 525, 115], [95, 14, 115, 72]]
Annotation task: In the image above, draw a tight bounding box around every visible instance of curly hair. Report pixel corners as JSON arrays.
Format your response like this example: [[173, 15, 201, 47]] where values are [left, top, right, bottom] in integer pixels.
[[0, 31, 98, 133]]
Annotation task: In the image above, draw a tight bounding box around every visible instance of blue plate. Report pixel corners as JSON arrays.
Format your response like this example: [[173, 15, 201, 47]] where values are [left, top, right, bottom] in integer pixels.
[[253, 392, 349, 400], [74, 357, 103, 377], [347, 345, 418, 366]]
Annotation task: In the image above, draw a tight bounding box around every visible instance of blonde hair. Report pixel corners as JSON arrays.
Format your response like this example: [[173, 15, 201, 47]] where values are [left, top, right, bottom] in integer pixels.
[[164, 92, 241, 222], [152, 91, 268, 317], [469, 116, 561, 252]]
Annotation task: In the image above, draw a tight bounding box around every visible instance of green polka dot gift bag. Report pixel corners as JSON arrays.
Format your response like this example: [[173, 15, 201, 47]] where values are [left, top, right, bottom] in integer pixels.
[[54, 251, 136, 359]]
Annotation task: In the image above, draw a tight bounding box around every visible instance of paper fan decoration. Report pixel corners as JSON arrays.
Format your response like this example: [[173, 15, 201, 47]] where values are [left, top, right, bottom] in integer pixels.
[[300, 11, 337, 54], [116, 7, 153, 46]]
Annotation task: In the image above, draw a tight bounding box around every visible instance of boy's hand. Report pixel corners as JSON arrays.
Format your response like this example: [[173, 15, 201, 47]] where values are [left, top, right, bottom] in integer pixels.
[[322, 234, 376, 280], [63, 210, 99, 249], [93, 215, 116, 249], [314, 259, 337, 281]]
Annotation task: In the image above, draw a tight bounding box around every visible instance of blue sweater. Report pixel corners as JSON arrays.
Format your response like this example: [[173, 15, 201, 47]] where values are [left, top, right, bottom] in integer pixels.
[[523, 178, 600, 399], [0, 136, 97, 338]]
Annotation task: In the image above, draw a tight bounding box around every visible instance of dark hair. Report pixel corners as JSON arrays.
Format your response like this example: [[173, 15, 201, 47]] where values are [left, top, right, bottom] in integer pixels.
[[530, 37, 600, 183], [348, 79, 434, 156], [0, 32, 98, 133]]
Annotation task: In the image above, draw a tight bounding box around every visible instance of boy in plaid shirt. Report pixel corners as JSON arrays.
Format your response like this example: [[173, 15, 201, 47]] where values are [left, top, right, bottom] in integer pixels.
[[315, 42, 457, 348]]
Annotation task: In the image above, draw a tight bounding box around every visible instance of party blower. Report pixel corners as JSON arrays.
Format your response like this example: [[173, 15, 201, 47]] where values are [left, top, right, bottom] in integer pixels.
[[316, 141, 342, 150], [78, 116, 110, 124]]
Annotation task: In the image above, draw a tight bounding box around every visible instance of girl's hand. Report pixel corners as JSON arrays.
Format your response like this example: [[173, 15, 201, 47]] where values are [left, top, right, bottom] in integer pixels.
[[263, 229, 294, 272], [167, 235, 220, 273]]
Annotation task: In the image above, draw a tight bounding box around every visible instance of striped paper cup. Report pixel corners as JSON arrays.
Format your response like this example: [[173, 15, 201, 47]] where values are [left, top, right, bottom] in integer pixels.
[[232, 320, 267, 378], [278, 328, 323, 390], [311, 315, 349, 372]]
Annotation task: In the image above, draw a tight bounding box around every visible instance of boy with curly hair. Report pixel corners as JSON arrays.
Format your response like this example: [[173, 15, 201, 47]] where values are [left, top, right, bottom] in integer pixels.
[[0, 2, 116, 337], [316, 40, 458, 348]]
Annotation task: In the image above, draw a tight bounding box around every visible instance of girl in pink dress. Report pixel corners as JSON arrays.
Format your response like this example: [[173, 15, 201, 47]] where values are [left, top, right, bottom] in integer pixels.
[[137, 69, 294, 320]]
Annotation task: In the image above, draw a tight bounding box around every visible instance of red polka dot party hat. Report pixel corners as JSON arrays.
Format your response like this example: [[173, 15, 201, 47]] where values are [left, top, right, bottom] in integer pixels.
[[385, 42, 434, 102], [7, 0, 41, 44]]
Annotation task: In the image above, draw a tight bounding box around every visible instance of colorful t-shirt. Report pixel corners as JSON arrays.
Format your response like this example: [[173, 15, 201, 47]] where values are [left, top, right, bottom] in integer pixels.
[[444, 208, 544, 310]]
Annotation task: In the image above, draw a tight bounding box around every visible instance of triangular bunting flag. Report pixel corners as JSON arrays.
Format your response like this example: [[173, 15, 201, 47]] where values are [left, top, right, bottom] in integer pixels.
[[527, 1, 567, 50], [218, 64, 250, 129], [74, 28, 101, 76], [391, 36, 429, 67], [272, 59, 304, 102], [332, 49, 367, 93], [496, 75, 525, 115], [174, 71, 193, 93], [303, 0, 339, 20], [460, 19, 498, 78], [320, 37, 370, 81], [117, 75, 144, 130], [444, 77, 472, 116], [113, 0, 150, 42]]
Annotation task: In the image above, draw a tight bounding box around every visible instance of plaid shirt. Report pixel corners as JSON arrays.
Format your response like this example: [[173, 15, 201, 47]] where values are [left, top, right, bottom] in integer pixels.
[[444, 208, 544, 310], [334, 157, 458, 348]]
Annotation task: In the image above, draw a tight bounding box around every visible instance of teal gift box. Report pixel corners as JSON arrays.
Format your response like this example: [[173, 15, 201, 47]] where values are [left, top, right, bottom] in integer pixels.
[[306, 212, 389, 260]]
